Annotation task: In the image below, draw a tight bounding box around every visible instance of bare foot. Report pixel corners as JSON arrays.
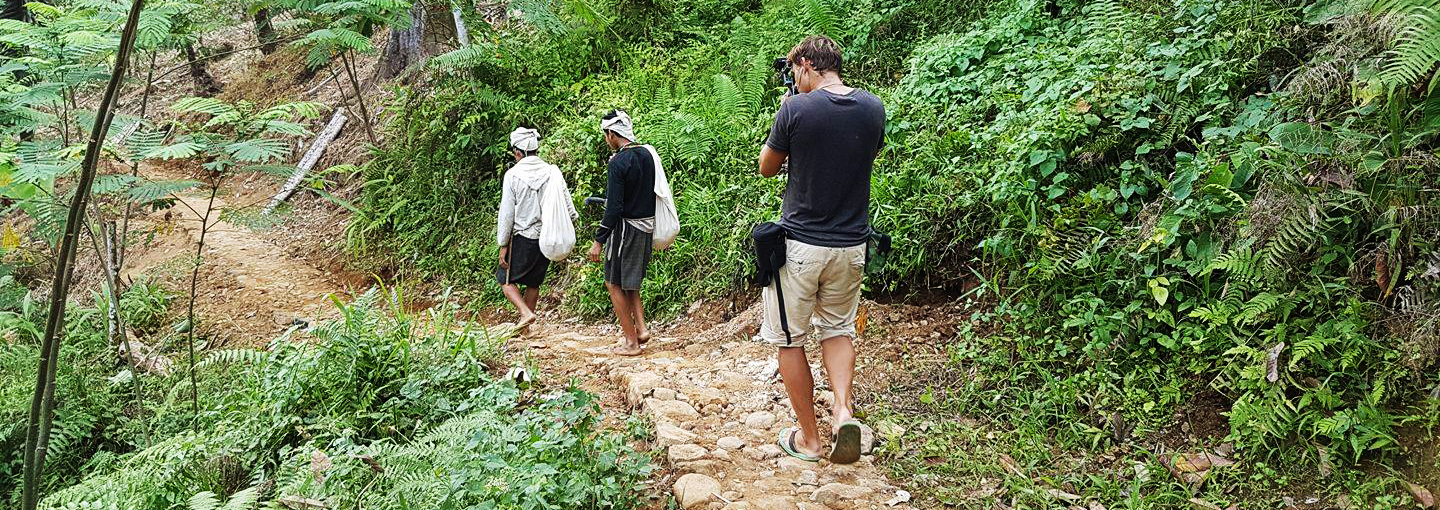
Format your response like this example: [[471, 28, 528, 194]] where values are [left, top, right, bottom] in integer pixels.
[[638, 331, 651, 344], [611, 342, 643, 356], [831, 403, 854, 437], [518, 313, 537, 328]]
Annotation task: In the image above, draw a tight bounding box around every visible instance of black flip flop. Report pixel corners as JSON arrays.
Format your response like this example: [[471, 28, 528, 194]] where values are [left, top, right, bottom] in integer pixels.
[[830, 419, 863, 464]]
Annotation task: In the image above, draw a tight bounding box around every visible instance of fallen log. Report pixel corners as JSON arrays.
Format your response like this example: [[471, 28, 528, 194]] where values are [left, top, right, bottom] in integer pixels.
[[264, 110, 347, 215]]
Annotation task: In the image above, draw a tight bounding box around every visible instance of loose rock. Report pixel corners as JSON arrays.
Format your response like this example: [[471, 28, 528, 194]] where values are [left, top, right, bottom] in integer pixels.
[[626, 372, 665, 407], [675, 473, 722, 509], [746, 411, 777, 429], [657, 424, 699, 447], [648, 399, 701, 422], [811, 483, 871, 509], [654, 387, 678, 400], [858, 423, 876, 455], [681, 459, 727, 477], [718, 436, 746, 450], [750, 444, 783, 460], [750, 495, 799, 510], [670, 444, 709, 464]]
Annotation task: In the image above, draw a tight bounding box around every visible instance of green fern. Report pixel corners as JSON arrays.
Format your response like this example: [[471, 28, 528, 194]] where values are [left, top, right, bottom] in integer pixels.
[[1206, 242, 1269, 284], [196, 349, 271, 370], [710, 73, 742, 122], [1237, 292, 1287, 326], [429, 44, 494, 72], [1375, 0, 1440, 88], [1262, 202, 1325, 268], [1083, 0, 1125, 34], [127, 179, 201, 204], [800, 0, 834, 36], [187, 487, 259, 510]]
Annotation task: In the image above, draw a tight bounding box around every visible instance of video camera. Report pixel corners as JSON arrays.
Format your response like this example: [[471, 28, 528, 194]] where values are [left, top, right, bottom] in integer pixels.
[[773, 57, 796, 96]]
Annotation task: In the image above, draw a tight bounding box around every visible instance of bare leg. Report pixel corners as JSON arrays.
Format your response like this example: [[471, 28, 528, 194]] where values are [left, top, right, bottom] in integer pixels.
[[778, 346, 824, 457], [819, 335, 856, 435], [607, 283, 641, 355], [627, 290, 650, 343], [523, 287, 540, 312], [501, 283, 535, 324]]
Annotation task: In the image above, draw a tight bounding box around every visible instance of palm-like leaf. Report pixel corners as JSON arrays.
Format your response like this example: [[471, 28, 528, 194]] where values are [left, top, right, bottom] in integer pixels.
[[254, 120, 310, 137], [143, 141, 203, 160], [173, 97, 240, 118], [128, 179, 201, 204], [92, 174, 139, 195], [224, 138, 290, 163]]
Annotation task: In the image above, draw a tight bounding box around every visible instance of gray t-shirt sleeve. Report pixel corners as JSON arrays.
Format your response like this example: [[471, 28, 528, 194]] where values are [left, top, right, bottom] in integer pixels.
[[765, 102, 792, 153]]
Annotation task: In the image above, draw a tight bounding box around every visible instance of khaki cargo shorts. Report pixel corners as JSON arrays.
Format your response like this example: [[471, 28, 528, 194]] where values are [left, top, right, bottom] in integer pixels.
[[759, 239, 866, 347]]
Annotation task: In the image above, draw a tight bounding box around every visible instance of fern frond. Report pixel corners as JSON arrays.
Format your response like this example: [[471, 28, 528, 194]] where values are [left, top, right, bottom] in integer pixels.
[[1380, 4, 1440, 87], [1083, 0, 1125, 34], [197, 348, 270, 370], [429, 43, 492, 71], [92, 174, 139, 195], [1237, 292, 1284, 326], [800, 0, 834, 36], [128, 179, 200, 204], [143, 141, 203, 160], [711, 73, 741, 122], [224, 138, 290, 163], [1262, 203, 1324, 268]]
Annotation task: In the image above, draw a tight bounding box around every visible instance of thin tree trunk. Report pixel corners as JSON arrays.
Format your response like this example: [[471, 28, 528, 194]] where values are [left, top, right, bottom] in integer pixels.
[[254, 7, 277, 55], [183, 42, 221, 97], [21, 0, 145, 506], [185, 180, 220, 425], [340, 51, 377, 144]]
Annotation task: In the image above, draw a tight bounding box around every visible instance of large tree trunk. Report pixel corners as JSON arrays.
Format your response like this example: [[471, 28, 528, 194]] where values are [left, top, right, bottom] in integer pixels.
[[378, 1, 426, 80], [183, 42, 221, 96], [254, 7, 278, 55], [2, 0, 24, 22]]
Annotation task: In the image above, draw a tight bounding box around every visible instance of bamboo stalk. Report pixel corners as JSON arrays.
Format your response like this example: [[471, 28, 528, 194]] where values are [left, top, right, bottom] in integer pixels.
[[20, 0, 146, 506]]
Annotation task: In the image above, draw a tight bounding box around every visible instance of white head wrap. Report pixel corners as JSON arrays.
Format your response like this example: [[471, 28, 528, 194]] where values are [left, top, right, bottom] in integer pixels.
[[600, 110, 636, 142], [509, 127, 540, 152]]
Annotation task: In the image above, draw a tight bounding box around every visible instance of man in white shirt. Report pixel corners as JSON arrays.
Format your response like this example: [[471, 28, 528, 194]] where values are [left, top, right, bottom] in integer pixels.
[[496, 127, 575, 328]]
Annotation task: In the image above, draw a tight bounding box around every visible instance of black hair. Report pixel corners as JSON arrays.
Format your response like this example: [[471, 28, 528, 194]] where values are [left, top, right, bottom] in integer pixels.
[[513, 147, 538, 157]]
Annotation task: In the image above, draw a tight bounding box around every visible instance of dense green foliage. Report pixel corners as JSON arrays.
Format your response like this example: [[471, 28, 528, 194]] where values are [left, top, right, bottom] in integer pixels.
[[1, 288, 649, 508], [358, 0, 1440, 504]]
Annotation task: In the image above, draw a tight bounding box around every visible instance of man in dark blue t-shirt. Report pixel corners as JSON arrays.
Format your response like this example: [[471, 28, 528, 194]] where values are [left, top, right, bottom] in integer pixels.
[[758, 35, 885, 465]]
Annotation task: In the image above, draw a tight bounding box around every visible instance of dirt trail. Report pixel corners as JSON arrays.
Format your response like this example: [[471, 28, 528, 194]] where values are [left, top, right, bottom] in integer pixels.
[[525, 314, 916, 510], [122, 190, 349, 346]]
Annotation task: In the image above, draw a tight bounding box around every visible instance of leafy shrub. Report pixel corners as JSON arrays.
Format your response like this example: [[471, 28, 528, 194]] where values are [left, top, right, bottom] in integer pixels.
[[36, 287, 649, 509]]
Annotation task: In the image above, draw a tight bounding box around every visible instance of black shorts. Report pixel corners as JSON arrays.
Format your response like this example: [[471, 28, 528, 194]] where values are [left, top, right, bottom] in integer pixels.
[[496, 235, 550, 288], [604, 222, 652, 291]]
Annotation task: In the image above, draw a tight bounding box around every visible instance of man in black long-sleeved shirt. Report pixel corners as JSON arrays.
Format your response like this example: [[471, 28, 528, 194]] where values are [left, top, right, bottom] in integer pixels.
[[588, 110, 656, 356]]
